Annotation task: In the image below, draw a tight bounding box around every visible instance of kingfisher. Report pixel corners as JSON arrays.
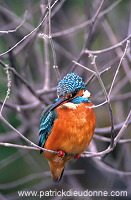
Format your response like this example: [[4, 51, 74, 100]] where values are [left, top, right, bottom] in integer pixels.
[[39, 73, 96, 183]]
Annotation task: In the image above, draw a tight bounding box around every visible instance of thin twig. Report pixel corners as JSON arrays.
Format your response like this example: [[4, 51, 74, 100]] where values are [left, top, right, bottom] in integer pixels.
[[102, 19, 131, 84], [94, 134, 131, 144], [0, 100, 40, 111], [70, 0, 106, 72], [73, 60, 96, 74], [0, 0, 59, 57], [0, 115, 59, 155], [0, 11, 28, 34], [92, 156, 131, 176], [48, 0, 61, 81], [81, 110, 131, 157], [85, 34, 131, 54], [86, 100, 107, 109], [41, 4, 50, 90], [0, 142, 39, 151], [108, 40, 130, 96], [85, 0, 105, 48], [73, 60, 111, 83], [51, 0, 122, 38], [0, 68, 11, 114], [89, 54, 115, 148], [0, 59, 45, 102], [114, 110, 131, 145], [95, 120, 131, 134]]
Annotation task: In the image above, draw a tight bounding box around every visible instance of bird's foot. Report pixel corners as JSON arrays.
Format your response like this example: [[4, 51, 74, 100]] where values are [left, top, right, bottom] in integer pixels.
[[74, 154, 81, 159], [57, 150, 66, 158]]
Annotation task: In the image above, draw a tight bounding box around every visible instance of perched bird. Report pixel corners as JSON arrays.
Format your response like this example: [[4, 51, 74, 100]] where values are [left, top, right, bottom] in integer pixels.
[[39, 73, 96, 183]]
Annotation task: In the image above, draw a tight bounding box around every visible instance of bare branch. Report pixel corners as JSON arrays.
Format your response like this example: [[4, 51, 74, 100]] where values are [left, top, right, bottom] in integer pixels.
[[0, 68, 11, 114], [81, 110, 131, 158], [0, 11, 27, 34], [0, 115, 59, 155], [94, 134, 131, 144], [51, 0, 122, 38], [108, 40, 130, 96], [0, 0, 59, 57], [0, 60, 46, 102], [85, 34, 131, 54], [89, 54, 115, 148]]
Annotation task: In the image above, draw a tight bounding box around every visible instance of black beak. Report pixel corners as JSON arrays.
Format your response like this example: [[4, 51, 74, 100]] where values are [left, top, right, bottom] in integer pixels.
[[49, 97, 69, 111]]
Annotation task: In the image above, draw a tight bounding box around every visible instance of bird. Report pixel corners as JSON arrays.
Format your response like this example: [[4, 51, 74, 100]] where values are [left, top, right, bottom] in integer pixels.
[[38, 73, 96, 183]]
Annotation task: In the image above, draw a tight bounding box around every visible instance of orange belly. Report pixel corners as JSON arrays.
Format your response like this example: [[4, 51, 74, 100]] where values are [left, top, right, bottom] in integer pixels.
[[44, 102, 96, 161]]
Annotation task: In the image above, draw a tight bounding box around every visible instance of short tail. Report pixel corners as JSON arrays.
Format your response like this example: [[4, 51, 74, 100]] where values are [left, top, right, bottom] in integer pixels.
[[49, 161, 65, 183]]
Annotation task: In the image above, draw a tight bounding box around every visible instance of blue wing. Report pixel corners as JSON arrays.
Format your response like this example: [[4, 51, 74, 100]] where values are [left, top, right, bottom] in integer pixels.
[[38, 104, 57, 153]]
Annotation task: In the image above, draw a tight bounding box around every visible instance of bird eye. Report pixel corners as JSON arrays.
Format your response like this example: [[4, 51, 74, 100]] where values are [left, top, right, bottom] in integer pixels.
[[71, 91, 77, 98], [65, 91, 78, 100]]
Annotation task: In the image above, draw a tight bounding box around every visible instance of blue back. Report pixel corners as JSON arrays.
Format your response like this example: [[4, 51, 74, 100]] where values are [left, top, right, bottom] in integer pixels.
[[39, 104, 57, 153]]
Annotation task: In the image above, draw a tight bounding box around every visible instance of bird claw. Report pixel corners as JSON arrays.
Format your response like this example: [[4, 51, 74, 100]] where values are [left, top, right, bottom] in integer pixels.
[[57, 150, 65, 158], [57, 151, 80, 159], [74, 154, 80, 159]]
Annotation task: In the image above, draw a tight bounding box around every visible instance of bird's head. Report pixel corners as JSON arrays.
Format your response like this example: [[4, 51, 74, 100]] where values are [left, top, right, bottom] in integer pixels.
[[50, 73, 91, 111]]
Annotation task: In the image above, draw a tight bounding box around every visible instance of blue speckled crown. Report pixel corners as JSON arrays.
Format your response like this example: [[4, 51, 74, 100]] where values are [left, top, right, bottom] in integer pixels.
[[57, 73, 85, 97]]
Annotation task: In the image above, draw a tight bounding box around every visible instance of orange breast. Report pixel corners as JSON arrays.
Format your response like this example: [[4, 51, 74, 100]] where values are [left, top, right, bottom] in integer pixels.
[[44, 102, 96, 160]]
